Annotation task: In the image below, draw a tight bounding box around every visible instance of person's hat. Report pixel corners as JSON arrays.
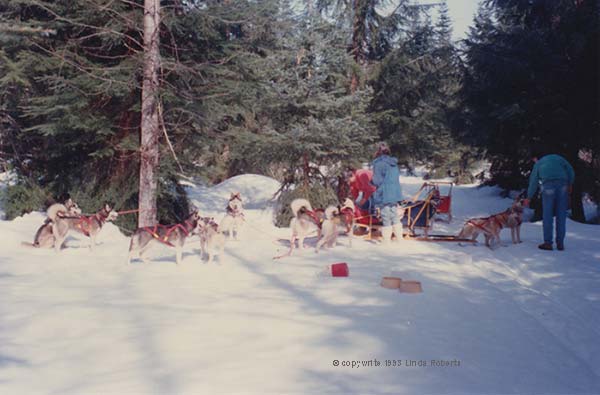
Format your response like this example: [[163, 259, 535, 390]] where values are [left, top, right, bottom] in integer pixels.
[[376, 142, 391, 156]]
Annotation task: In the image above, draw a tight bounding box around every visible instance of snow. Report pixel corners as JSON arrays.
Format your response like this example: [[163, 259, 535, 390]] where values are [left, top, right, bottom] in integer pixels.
[[1, 174, 600, 394], [0, 171, 15, 218]]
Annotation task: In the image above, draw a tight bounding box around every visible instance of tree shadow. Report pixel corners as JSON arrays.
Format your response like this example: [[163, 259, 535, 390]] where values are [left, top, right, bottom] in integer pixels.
[[225, 240, 600, 394]]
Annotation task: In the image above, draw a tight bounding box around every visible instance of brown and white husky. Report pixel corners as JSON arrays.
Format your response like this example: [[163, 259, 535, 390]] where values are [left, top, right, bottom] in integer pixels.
[[219, 192, 244, 240], [64, 203, 118, 251], [458, 200, 524, 248], [315, 206, 341, 252], [127, 211, 200, 265]]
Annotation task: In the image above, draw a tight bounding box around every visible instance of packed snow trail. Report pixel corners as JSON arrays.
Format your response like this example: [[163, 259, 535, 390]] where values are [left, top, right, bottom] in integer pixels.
[[1, 174, 599, 394]]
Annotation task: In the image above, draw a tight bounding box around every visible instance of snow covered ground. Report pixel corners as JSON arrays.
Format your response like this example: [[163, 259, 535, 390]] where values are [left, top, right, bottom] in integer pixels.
[[1, 174, 599, 394]]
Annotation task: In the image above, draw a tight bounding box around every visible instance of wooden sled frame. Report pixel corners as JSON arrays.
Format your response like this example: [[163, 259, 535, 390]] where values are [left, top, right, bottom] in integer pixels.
[[352, 182, 473, 243], [420, 181, 453, 222]]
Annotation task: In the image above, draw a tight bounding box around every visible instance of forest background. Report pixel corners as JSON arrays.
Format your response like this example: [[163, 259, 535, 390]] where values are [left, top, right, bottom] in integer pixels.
[[0, 0, 598, 228]]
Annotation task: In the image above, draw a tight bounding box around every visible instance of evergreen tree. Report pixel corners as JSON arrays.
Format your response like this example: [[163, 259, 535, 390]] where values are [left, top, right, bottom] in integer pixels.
[[316, 0, 418, 91], [224, 10, 378, 206], [435, 1, 452, 46], [0, 0, 293, 223], [369, 4, 470, 179], [461, 0, 600, 221]]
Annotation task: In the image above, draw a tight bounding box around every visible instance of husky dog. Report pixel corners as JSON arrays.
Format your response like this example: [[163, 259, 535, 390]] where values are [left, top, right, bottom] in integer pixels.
[[64, 203, 119, 251], [458, 208, 512, 249], [315, 206, 341, 252], [26, 199, 82, 251], [289, 198, 321, 253], [127, 211, 200, 265], [219, 192, 244, 240], [506, 200, 524, 244], [197, 217, 226, 263], [338, 197, 356, 240]]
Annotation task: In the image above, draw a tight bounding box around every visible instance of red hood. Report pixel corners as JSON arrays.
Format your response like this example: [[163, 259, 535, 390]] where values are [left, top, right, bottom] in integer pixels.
[[350, 169, 376, 200]]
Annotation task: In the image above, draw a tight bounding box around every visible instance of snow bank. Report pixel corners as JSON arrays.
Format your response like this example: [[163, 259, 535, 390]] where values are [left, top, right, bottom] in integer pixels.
[[186, 174, 280, 212]]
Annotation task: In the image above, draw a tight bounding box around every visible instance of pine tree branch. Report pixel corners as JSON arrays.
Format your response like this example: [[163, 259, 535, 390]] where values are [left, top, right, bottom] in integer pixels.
[[158, 101, 184, 174], [29, 41, 133, 88], [30, 0, 145, 49]]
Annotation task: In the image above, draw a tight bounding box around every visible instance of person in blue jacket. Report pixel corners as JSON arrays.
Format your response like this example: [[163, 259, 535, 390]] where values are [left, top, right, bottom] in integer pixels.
[[371, 142, 403, 243], [523, 149, 575, 251]]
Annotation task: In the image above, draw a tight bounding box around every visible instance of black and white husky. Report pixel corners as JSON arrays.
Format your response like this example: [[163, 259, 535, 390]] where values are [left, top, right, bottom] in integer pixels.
[[219, 192, 244, 240], [197, 216, 226, 263]]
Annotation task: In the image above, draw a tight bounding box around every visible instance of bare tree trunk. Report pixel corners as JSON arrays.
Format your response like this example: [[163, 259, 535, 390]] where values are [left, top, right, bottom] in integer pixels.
[[138, 0, 161, 227]]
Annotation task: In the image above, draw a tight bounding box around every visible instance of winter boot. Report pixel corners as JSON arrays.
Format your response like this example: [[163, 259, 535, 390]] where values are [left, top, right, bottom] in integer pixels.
[[381, 226, 393, 244], [392, 224, 403, 242]]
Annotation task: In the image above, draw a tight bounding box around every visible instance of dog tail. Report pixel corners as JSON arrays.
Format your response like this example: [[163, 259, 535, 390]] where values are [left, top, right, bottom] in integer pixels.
[[46, 203, 68, 222], [290, 198, 312, 218]]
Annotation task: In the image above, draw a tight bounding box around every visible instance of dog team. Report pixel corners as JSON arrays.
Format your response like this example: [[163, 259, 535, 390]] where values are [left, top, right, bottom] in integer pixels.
[[24, 188, 526, 263], [287, 195, 525, 254], [24, 193, 244, 264]]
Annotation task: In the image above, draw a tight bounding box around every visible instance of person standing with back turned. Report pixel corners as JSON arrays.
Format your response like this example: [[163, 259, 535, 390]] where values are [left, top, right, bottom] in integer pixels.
[[523, 149, 575, 251], [371, 142, 403, 244]]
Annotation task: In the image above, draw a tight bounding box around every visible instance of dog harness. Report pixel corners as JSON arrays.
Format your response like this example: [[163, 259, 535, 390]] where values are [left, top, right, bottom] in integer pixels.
[[142, 221, 192, 247], [226, 206, 244, 218], [466, 211, 509, 232], [306, 209, 324, 229], [340, 207, 354, 223], [76, 212, 110, 237]]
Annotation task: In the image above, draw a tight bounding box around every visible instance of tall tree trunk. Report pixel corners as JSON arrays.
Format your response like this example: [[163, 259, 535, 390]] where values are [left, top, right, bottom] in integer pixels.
[[138, 0, 161, 227]]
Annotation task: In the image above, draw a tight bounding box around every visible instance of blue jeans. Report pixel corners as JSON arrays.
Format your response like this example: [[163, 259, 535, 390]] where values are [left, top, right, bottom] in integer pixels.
[[380, 204, 399, 226], [541, 180, 569, 246]]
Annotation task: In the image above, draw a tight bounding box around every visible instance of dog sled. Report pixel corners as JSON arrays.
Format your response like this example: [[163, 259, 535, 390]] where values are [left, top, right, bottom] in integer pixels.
[[421, 181, 453, 222], [349, 170, 473, 243]]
